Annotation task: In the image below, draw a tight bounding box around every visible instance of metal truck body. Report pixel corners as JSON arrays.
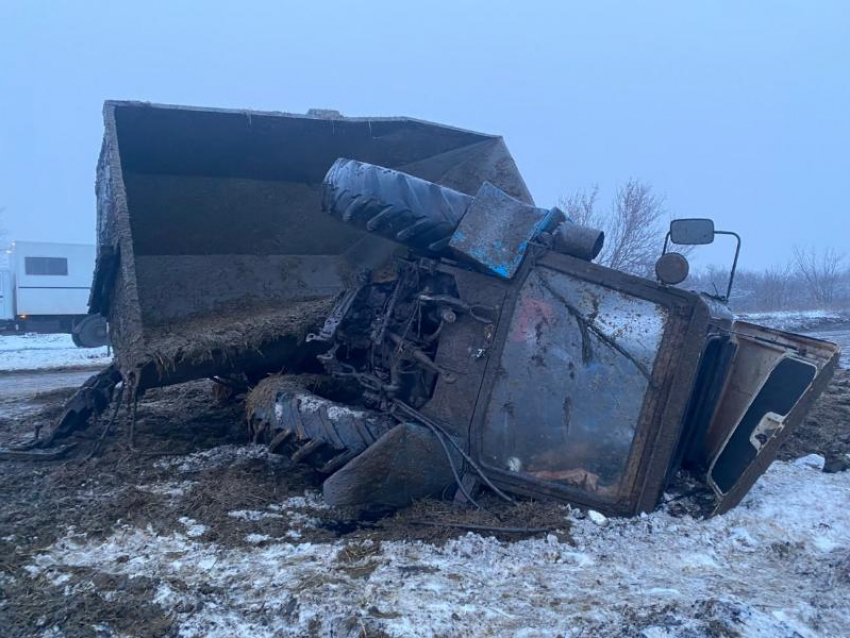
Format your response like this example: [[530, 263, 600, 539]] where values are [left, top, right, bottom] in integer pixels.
[[90, 101, 532, 390], [75, 102, 839, 517]]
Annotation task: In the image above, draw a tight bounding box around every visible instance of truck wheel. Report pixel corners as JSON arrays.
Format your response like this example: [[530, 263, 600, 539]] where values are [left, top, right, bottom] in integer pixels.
[[73, 314, 109, 348], [322, 158, 472, 253]]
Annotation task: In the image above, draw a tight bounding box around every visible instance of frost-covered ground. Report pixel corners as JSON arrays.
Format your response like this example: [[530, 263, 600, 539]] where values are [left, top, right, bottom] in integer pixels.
[[19, 448, 850, 638], [736, 309, 847, 333], [0, 333, 111, 371]]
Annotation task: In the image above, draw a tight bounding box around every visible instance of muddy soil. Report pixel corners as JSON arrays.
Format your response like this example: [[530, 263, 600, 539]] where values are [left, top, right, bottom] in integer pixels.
[[779, 369, 850, 464], [0, 379, 572, 638]]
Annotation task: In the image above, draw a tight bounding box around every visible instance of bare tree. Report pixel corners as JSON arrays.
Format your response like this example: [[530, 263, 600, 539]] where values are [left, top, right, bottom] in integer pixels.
[[559, 180, 667, 276], [605, 181, 668, 276], [559, 186, 602, 229], [758, 263, 793, 310], [792, 246, 846, 307]]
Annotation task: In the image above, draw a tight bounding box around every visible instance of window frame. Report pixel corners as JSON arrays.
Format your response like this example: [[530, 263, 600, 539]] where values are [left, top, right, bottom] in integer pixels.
[[24, 256, 69, 276]]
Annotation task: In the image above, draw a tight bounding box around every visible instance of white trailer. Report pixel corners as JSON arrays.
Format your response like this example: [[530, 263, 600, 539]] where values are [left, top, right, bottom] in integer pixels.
[[0, 241, 98, 337]]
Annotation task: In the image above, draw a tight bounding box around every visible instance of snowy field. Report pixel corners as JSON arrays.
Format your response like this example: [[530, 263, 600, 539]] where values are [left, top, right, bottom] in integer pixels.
[[16, 447, 850, 638], [0, 333, 111, 371], [736, 309, 847, 333]]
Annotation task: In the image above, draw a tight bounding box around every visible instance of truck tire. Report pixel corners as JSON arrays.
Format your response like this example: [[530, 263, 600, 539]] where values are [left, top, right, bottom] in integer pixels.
[[322, 158, 473, 253], [73, 314, 109, 348], [247, 375, 395, 474]]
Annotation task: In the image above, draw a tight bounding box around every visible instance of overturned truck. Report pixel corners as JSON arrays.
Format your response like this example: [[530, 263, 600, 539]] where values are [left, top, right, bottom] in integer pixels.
[[77, 101, 839, 517]]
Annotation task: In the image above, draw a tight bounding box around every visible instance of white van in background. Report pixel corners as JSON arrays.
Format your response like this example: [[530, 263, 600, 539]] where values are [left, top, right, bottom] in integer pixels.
[[0, 241, 107, 346]]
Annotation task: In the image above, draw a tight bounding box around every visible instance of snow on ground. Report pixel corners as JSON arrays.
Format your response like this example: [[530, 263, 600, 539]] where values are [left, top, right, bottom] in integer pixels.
[[24, 457, 850, 638], [0, 333, 111, 371], [736, 309, 846, 333], [153, 443, 271, 473]]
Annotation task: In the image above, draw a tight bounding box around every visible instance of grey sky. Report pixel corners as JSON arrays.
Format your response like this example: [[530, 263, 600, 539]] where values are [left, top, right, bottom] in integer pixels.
[[1, 1, 847, 270]]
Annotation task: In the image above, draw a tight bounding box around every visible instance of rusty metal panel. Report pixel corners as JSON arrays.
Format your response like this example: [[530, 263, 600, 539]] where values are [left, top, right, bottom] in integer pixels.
[[480, 268, 668, 496], [421, 266, 506, 438]]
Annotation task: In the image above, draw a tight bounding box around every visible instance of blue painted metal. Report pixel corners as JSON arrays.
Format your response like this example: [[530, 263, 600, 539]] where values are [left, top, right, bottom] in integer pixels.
[[448, 183, 559, 279]]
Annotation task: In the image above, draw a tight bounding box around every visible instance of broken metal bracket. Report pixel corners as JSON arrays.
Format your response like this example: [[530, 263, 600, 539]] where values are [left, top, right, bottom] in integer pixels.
[[306, 273, 371, 343]]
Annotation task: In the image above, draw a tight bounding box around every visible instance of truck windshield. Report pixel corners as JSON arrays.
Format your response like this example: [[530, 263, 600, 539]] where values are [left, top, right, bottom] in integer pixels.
[[481, 268, 668, 498]]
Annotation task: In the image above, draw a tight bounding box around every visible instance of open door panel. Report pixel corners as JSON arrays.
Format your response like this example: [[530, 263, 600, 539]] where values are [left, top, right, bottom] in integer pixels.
[[701, 321, 840, 514]]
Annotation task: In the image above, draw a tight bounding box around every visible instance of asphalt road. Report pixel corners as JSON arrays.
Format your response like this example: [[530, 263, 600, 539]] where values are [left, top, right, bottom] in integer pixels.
[[0, 368, 99, 401]]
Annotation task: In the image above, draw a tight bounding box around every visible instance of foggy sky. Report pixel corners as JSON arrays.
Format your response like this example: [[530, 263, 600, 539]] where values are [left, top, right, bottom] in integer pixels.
[[1, 1, 847, 271]]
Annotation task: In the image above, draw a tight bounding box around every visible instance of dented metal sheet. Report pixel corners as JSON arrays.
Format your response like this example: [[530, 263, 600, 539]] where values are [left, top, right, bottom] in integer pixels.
[[449, 183, 559, 279], [701, 321, 840, 514], [468, 253, 709, 516]]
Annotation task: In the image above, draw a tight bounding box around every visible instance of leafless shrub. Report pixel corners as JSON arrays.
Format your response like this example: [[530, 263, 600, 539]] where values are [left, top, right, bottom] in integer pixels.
[[559, 180, 667, 276], [686, 256, 850, 312], [792, 246, 846, 306], [560, 186, 602, 229], [757, 263, 792, 310]]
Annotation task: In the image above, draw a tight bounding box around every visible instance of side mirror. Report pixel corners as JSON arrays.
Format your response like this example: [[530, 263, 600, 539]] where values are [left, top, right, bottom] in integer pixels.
[[670, 218, 715, 245], [661, 217, 741, 303]]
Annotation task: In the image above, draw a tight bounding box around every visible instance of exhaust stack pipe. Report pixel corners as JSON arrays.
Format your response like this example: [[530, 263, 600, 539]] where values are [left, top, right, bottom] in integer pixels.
[[552, 215, 605, 262]]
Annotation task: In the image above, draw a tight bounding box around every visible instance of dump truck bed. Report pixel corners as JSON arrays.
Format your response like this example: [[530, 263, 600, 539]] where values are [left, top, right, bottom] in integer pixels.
[[91, 102, 532, 388]]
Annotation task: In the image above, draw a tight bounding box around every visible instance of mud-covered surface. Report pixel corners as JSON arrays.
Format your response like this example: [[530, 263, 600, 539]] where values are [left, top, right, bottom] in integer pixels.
[[779, 369, 850, 466], [0, 379, 571, 637], [131, 299, 333, 390], [0, 371, 848, 637]]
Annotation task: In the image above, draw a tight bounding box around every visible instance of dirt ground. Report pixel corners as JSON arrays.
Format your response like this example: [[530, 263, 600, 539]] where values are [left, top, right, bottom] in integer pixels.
[[0, 377, 576, 638], [0, 367, 847, 637], [778, 368, 850, 468]]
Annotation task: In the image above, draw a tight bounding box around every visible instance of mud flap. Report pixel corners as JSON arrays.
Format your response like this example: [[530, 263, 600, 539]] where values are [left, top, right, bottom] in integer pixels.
[[323, 422, 460, 510]]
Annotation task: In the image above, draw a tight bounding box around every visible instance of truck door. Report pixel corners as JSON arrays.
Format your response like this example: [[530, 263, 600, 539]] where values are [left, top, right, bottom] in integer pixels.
[[698, 321, 840, 514]]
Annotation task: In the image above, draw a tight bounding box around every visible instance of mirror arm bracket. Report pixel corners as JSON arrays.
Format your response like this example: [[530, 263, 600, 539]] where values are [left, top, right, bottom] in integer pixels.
[[715, 230, 741, 302], [663, 228, 741, 303]]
